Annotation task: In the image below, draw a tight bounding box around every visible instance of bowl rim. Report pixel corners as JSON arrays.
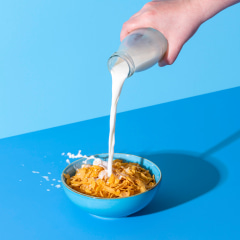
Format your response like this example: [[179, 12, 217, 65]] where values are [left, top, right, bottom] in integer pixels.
[[61, 153, 162, 200]]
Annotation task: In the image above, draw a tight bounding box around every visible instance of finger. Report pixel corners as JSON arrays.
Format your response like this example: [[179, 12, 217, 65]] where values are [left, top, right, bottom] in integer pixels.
[[158, 58, 168, 67], [120, 16, 154, 41], [158, 42, 182, 67], [158, 47, 170, 67], [120, 23, 130, 41], [130, 11, 141, 19], [120, 20, 140, 41]]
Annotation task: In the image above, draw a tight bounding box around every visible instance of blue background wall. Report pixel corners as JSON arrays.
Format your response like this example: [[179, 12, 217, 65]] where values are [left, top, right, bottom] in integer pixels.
[[0, 0, 239, 139]]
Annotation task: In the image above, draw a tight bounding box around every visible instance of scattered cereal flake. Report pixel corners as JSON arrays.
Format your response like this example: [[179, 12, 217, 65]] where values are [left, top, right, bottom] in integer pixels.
[[51, 184, 54, 186], [57, 180, 61, 182], [19, 179, 22, 182], [52, 179, 56, 181], [61, 152, 65, 156], [46, 189, 50, 191], [40, 184, 42, 185], [32, 171, 40, 174], [48, 172, 51, 174], [66, 159, 70, 164], [55, 184, 61, 188], [42, 176, 50, 181]]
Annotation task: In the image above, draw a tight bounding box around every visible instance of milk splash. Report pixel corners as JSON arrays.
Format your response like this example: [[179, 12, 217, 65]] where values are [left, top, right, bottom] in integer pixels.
[[63, 150, 103, 167], [62, 150, 109, 179], [63, 150, 100, 165], [108, 61, 129, 177]]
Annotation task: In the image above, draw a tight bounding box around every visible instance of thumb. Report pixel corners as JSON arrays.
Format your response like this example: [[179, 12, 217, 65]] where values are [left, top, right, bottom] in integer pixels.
[[158, 43, 182, 67], [120, 21, 138, 41]]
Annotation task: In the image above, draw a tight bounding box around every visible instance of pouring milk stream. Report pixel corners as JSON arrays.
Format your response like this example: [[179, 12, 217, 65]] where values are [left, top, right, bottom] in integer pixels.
[[107, 28, 168, 177]]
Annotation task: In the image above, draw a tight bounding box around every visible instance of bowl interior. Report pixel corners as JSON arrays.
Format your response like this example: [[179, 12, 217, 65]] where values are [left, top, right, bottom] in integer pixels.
[[62, 153, 161, 186]]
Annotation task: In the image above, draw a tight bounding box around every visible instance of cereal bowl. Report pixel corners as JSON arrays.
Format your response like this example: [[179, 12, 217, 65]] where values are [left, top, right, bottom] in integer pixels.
[[61, 153, 162, 218]]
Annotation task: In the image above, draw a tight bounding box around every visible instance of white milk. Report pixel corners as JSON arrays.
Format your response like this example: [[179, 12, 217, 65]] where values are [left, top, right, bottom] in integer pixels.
[[108, 61, 129, 177]]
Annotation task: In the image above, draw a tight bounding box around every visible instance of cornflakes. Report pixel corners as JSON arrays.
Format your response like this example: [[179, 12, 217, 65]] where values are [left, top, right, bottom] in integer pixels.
[[64, 159, 156, 198]]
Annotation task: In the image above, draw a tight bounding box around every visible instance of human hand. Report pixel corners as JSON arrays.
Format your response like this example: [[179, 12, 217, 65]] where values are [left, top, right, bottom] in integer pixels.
[[120, 0, 205, 67]]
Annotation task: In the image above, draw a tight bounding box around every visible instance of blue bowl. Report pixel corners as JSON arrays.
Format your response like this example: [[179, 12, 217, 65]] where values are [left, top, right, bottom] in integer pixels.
[[61, 153, 162, 218]]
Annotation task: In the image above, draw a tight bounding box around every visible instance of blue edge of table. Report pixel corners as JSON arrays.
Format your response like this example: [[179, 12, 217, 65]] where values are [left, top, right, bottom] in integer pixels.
[[0, 87, 240, 240]]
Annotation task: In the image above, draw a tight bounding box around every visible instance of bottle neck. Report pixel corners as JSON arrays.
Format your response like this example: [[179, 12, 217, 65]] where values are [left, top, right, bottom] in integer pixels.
[[107, 51, 135, 78]]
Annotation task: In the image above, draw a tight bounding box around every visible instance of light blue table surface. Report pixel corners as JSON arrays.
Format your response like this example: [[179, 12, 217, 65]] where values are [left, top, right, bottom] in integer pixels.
[[0, 86, 239, 240]]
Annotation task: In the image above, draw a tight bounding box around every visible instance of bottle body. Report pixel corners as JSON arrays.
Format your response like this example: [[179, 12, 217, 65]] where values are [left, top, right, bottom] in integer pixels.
[[108, 28, 168, 77]]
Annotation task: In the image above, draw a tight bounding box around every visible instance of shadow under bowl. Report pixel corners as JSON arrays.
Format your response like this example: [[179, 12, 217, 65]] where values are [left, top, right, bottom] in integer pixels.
[[61, 153, 162, 218]]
